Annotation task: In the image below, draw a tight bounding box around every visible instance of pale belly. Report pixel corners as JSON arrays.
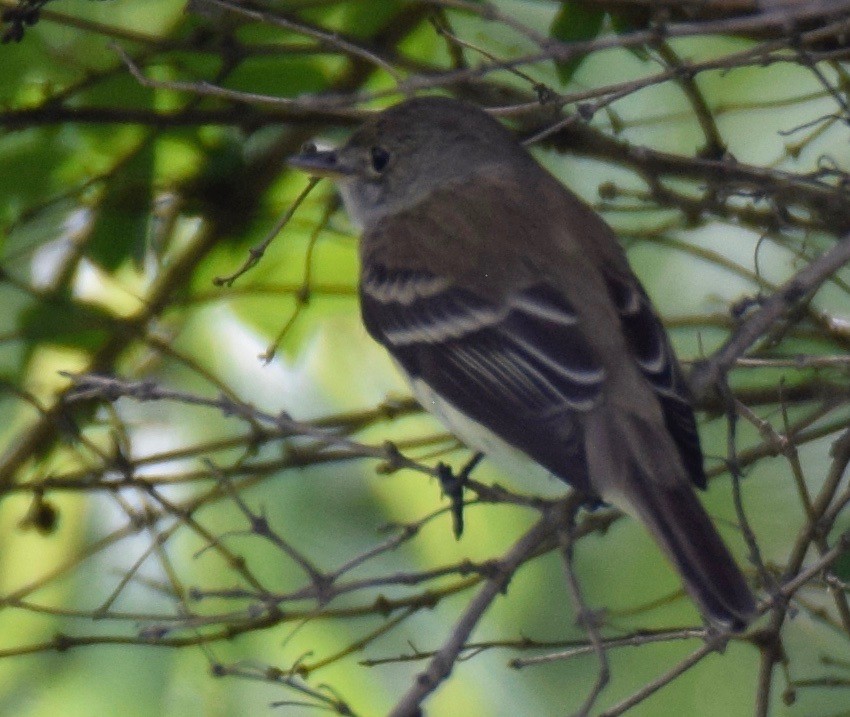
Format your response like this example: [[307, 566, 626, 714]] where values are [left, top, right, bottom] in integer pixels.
[[410, 377, 569, 498]]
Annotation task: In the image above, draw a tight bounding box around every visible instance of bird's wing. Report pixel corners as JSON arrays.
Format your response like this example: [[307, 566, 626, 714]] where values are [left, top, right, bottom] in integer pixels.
[[360, 262, 605, 492], [602, 267, 706, 488]]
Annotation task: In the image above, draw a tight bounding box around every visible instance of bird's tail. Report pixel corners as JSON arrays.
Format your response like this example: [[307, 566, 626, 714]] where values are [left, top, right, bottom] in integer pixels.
[[585, 410, 757, 630]]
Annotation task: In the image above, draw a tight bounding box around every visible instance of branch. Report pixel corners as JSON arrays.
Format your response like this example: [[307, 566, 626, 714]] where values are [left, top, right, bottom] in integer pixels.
[[387, 498, 578, 717], [690, 232, 850, 399]]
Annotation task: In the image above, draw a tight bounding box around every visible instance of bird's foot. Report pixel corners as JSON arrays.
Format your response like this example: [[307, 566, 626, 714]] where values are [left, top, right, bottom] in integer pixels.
[[437, 452, 484, 539]]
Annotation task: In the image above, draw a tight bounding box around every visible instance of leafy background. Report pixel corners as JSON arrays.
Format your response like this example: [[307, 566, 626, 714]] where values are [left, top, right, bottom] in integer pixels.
[[2, 1, 850, 715]]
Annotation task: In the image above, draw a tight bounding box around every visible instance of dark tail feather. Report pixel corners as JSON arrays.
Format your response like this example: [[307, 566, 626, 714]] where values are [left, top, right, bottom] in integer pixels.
[[585, 410, 756, 630], [626, 465, 757, 630]]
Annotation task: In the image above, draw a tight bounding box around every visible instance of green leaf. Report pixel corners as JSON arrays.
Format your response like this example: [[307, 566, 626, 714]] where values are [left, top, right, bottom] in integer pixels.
[[550, 1, 605, 84], [834, 545, 850, 582], [86, 142, 155, 270], [299, 0, 404, 40], [17, 292, 111, 352], [0, 128, 72, 228], [610, 11, 651, 62]]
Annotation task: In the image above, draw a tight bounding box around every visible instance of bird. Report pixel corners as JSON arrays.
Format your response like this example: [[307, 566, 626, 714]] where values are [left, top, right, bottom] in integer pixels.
[[289, 95, 757, 630]]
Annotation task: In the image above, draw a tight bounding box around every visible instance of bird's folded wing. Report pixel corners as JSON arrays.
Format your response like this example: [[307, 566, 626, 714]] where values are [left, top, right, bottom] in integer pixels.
[[602, 267, 705, 488], [360, 262, 606, 490]]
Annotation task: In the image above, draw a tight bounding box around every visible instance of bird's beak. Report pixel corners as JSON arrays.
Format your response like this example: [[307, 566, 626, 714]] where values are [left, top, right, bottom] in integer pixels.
[[288, 144, 355, 179]]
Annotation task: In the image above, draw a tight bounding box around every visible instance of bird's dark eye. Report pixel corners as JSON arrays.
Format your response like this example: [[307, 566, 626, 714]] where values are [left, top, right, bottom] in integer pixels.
[[370, 146, 390, 173]]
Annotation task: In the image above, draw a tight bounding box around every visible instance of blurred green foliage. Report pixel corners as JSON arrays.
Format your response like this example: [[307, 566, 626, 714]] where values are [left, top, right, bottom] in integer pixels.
[[2, 1, 850, 716]]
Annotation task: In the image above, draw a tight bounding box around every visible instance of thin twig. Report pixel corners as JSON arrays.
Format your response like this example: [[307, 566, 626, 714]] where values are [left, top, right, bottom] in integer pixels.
[[387, 498, 578, 717], [559, 509, 610, 717], [214, 177, 321, 287], [691, 233, 850, 399]]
